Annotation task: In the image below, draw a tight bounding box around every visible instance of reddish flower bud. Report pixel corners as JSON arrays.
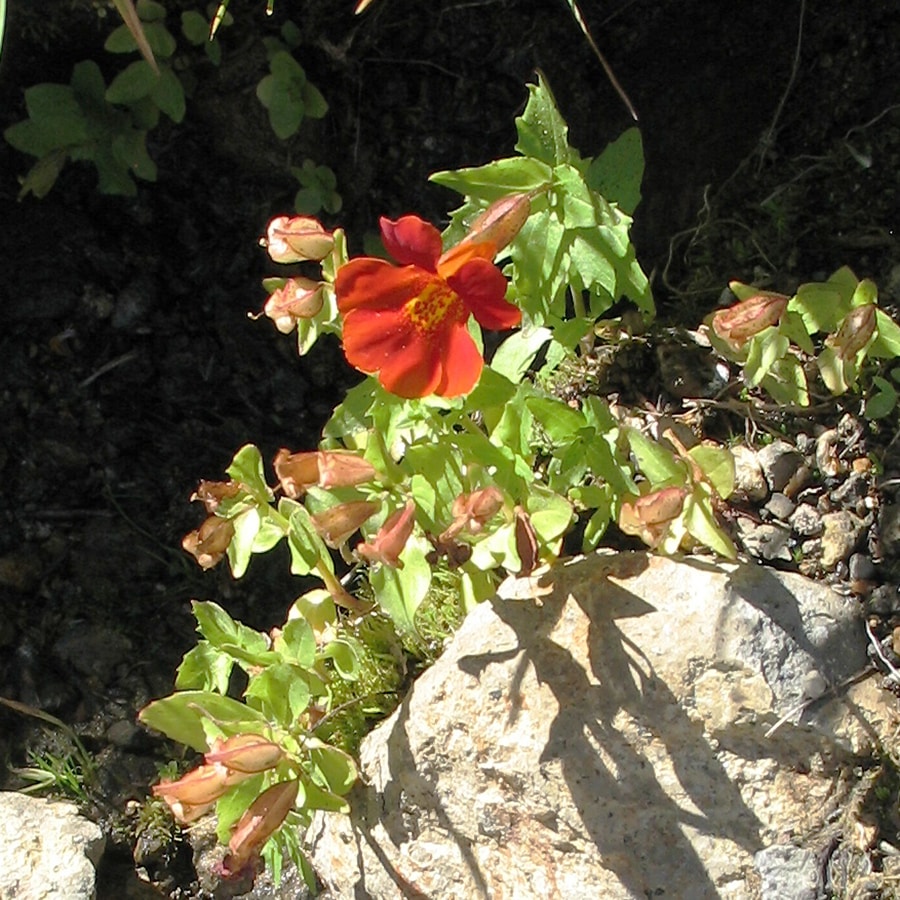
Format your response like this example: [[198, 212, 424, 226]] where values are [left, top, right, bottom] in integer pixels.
[[221, 779, 300, 879], [440, 487, 504, 541], [357, 500, 416, 568], [459, 192, 532, 253], [263, 277, 325, 334], [265, 216, 334, 263], [191, 480, 241, 514], [310, 500, 380, 548], [618, 487, 688, 548], [182, 515, 235, 569], [317, 451, 378, 490], [204, 734, 285, 774], [274, 449, 377, 499], [710, 293, 789, 349], [152, 763, 250, 824], [826, 303, 876, 360]]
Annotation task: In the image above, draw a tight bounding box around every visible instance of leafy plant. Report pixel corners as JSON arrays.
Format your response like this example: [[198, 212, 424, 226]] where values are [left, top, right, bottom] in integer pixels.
[[707, 266, 900, 413], [4, 0, 194, 197], [257, 22, 328, 140], [142, 74, 766, 884], [291, 159, 341, 215]]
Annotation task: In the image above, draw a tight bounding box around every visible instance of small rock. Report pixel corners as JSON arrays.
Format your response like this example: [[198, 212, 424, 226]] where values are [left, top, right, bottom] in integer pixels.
[[764, 492, 795, 521], [737, 517, 793, 561], [820, 511, 866, 570], [789, 504, 823, 537], [848, 553, 877, 584], [878, 502, 900, 563], [732, 445, 769, 501], [868, 584, 900, 616], [758, 441, 805, 493], [830, 472, 869, 508], [755, 844, 821, 900], [816, 429, 845, 478]]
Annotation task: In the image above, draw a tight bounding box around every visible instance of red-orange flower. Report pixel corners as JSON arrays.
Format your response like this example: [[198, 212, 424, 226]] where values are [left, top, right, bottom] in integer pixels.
[[335, 215, 521, 398]]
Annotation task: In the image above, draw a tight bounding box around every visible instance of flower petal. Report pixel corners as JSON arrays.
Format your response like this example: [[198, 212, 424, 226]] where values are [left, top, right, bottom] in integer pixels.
[[434, 322, 483, 396], [380, 215, 443, 271], [336, 258, 429, 314], [342, 307, 441, 397], [437, 239, 497, 279], [447, 258, 521, 330]]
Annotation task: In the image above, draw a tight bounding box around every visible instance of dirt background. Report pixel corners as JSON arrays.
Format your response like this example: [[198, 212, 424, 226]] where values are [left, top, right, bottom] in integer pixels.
[[0, 0, 898, 895]]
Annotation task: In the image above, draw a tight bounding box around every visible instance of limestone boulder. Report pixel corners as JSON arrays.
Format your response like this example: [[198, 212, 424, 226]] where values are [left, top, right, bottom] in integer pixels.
[[0, 792, 105, 900], [309, 552, 893, 900]]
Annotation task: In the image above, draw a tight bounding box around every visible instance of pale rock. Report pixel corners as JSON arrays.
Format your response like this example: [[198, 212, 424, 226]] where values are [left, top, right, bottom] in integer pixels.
[[310, 552, 893, 900], [820, 510, 866, 569], [0, 792, 105, 900], [731, 445, 768, 502]]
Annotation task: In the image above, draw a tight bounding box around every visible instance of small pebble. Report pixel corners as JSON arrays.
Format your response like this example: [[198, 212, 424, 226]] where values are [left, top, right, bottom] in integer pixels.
[[790, 504, 823, 537], [764, 492, 795, 521]]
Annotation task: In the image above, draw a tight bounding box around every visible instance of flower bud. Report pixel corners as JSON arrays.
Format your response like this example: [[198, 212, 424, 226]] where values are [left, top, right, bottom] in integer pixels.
[[710, 293, 788, 349], [152, 762, 251, 824], [311, 500, 380, 548], [460, 192, 532, 253], [618, 487, 687, 548], [205, 734, 285, 774], [317, 451, 378, 490], [263, 277, 325, 334], [182, 515, 235, 569], [826, 303, 876, 360], [265, 216, 334, 263], [440, 487, 504, 541], [357, 500, 416, 568], [191, 480, 241, 514], [274, 449, 377, 498], [221, 779, 300, 878]]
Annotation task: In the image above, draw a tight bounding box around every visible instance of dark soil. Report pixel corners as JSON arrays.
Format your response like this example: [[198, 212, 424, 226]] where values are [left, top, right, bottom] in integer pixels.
[[1, 0, 898, 896]]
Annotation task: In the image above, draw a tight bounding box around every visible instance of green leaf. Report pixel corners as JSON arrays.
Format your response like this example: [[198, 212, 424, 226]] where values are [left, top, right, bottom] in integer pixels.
[[870, 309, 900, 358], [865, 375, 898, 419], [429, 157, 552, 201], [525, 396, 586, 444], [370, 541, 432, 634], [150, 66, 185, 122], [175, 641, 234, 693], [626, 428, 684, 486], [684, 487, 736, 559], [245, 663, 311, 722], [743, 328, 789, 387], [275, 617, 317, 667], [227, 444, 274, 502], [227, 506, 261, 578], [284, 501, 328, 576], [181, 10, 209, 45], [688, 445, 735, 499], [12, 150, 69, 198], [112, 129, 156, 180], [515, 72, 571, 166], [490, 328, 552, 382], [192, 600, 270, 653], [554, 163, 599, 228], [526, 488, 574, 548], [759, 355, 809, 406], [299, 777, 350, 812], [301, 80, 328, 119], [138, 691, 266, 751], [106, 60, 158, 104], [319, 639, 360, 680], [214, 774, 265, 843], [306, 740, 357, 794], [586, 127, 644, 214]]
